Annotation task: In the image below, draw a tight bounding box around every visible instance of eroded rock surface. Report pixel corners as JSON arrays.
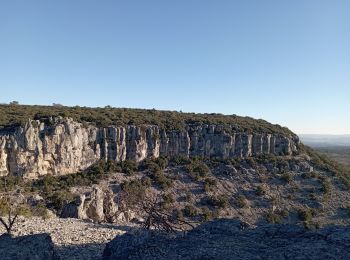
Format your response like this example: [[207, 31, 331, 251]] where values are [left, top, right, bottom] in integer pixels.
[[103, 219, 350, 259], [0, 233, 58, 260], [0, 117, 299, 178]]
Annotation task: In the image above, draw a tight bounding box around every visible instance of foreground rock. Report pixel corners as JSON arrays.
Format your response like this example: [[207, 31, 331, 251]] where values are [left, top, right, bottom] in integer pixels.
[[103, 219, 350, 259], [0, 233, 58, 260], [0, 216, 126, 260]]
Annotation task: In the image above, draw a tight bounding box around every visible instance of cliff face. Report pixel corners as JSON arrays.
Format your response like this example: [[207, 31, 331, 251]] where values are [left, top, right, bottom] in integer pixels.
[[0, 118, 299, 178]]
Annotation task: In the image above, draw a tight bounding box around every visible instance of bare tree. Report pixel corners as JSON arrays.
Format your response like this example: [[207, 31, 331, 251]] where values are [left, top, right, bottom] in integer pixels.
[[0, 193, 30, 235], [117, 188, 195, 233], [140, 195, 195, 232]]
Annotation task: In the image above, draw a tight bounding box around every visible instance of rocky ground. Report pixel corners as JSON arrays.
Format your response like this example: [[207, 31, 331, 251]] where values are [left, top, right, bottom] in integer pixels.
[[103, 219, 350, 259], [0, 216, 127, 260]]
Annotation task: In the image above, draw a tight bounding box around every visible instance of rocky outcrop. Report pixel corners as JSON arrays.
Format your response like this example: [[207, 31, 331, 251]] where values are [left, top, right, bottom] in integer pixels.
[[60, 186, 133, 223], [102, 219, 350, 259], [61, 186, 116, 222], [0, 118, 299, 178], [0, 233, 58, 260]]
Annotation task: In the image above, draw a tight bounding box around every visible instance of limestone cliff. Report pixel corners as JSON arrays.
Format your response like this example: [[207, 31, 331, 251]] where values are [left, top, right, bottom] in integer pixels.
[[0, 117, 299, 178]]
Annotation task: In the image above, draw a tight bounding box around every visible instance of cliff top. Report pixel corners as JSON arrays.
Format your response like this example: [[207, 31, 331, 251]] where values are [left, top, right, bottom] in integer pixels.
[[0, 104, 294, 136]]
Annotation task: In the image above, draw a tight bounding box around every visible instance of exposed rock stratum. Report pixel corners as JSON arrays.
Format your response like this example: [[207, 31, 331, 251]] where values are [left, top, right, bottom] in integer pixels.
[[0, 118, 299, 178]]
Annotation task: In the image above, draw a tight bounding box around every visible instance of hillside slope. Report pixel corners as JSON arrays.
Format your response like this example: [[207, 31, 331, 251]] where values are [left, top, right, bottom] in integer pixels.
[[0, 105, 349, 230]]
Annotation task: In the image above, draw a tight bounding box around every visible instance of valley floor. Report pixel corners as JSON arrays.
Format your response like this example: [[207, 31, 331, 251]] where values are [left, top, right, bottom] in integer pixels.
[[314, 146, 350, 168]]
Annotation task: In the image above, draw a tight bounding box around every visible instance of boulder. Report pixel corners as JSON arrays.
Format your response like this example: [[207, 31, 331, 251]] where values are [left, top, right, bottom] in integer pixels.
[[0, 233, 58, 260], [61, 186, 121, 223]]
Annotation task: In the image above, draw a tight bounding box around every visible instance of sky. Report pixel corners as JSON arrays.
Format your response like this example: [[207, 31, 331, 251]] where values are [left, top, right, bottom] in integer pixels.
[[0, 0, 349, 134]]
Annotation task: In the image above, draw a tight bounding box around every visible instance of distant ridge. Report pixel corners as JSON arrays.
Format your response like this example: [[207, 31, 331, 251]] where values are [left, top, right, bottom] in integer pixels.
[[299, 134, 350, 147]]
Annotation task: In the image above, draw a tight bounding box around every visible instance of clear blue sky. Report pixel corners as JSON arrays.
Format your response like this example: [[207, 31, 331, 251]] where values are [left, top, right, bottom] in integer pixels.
[[1, 1, 349, 134]]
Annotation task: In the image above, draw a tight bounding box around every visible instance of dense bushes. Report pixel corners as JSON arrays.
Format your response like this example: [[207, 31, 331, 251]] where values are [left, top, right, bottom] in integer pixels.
[[204, 178, 217, 192], [139, 157, 168, 172], [298, 208, 313, 222], [256, 185, 267, 196], [266, 209, 289, 224], [186, 160, 211, 180], [119, 178, 152, 211], [182, 205, 199, 217], [149, 171, 173, 190], [140, 157, 173, 189], [45, 190, 75, 212], [207, 195, 230, 209], [0, 104, 295, 135]]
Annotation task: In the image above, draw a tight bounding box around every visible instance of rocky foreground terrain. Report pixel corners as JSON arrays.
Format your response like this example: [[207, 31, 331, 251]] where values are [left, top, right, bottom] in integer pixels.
[[1, 218, 350, 259], [103, 219, 350, 259], [0, 216, 126, 259]]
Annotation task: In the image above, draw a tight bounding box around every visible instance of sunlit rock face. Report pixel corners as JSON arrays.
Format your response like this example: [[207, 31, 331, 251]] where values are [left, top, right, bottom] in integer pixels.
[[0, 118, 299, 178]]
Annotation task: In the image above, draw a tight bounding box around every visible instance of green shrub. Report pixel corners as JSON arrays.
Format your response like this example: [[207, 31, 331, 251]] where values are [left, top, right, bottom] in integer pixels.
[[170, 156, 191, 166], [0, 176, 24, 192], [309, 192, 317, 201], [204, 178, 217, 192], [207, 195, 229, 209], [187, 161, 210, 180], [302, 171, 317, 179], [139, 159, 160, 172], [46, 190, 75, 212], [256, 185, 267, 196], [120, 160, 138, 175], [149, 171, 173, 190], [235, 195, 248, 208], [201, 206, 214, 221], [266, 209, 289, 224], [245, 157, 257, 168], [266, 211, 282, 224], [141, 176, 152, 187], [281, 173, 293, 183], [120, 179, 148, 206], [185, 191, 195, 203], [298, 208, 313, 222], [154, 157, 168, 169], [319, 176, 332, 201], [32, 203, 50, 219], [182, 205, 198, 217], [280, 209, 289, 218], [162, 193, 175, 205]]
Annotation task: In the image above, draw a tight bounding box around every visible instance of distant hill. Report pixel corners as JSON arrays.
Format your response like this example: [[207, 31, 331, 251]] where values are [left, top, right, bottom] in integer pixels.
[[299, 134, 350, 168], [299, 134, 350, 147]]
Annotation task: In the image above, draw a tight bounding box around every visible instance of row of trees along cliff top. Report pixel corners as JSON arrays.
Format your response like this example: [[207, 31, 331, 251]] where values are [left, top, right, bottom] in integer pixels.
[[0, 104, 294, 136]]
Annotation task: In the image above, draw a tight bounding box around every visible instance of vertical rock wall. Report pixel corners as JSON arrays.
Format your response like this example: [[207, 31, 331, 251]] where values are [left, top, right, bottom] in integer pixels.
[[0, 118, 299, 178]]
